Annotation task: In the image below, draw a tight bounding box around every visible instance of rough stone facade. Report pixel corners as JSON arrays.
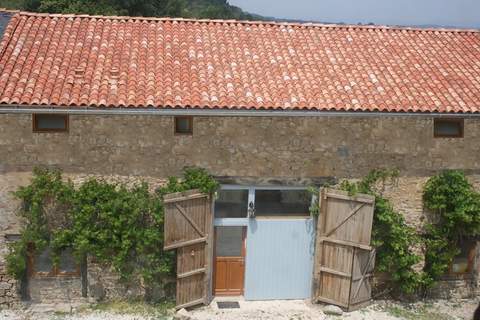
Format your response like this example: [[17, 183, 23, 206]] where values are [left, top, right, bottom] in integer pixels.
[[1, 114, 480, 178], [1, 113, 480, 305], [28, 277, 83, 304], [0, 266, 17, 307]]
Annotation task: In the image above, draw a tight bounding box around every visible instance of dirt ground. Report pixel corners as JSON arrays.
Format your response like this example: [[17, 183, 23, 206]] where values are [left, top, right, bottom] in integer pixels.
[[190, 298, 479, 320], [0, 298, 478, 320]]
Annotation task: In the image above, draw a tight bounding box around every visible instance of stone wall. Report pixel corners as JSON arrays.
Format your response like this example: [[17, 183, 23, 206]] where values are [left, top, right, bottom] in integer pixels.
[[28, 277, 83, 304], [0, 172, 29, 307], [1, 113, 480, 304], [1, 114, 480, 178], [0, 266, 17, 307], [86, 260, 144, 302]]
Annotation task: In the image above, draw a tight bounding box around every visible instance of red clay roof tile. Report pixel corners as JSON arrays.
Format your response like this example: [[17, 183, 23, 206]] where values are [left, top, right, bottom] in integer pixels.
[[0, 11, 479, 113]]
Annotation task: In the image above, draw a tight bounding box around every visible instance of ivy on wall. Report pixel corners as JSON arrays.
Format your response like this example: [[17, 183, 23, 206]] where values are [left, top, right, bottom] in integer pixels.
[[6, 167, 219, 287], [422, 170, 480, 286]]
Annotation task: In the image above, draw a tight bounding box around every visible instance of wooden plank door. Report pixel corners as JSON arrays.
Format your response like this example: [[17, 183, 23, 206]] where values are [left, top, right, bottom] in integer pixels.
[[313, 188, 376, 310], [163, 190, 214, 310], [214, 226, 246, 296]]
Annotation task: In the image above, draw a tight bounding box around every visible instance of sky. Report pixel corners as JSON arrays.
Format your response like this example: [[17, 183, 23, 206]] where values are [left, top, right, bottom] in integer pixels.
[[229, 0, 480, 29]]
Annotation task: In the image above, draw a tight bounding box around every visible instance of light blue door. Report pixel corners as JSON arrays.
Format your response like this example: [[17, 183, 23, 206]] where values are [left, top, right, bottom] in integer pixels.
[[244, 218, 316, 300]]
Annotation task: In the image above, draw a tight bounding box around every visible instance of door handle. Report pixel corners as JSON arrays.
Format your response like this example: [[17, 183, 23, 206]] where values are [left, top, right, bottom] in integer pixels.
[[248, 201, 255, 218]]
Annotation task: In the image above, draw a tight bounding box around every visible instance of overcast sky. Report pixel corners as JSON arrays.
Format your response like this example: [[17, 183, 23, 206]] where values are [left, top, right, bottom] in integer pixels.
[[229, 0, 480, 29]]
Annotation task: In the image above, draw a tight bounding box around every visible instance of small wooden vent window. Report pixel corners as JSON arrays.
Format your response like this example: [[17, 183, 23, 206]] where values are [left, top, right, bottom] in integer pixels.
[[33, 114, 69, 132], [28, 247, 80, 277], [434, 118, 463, 138], [174, 116, 193, 135]]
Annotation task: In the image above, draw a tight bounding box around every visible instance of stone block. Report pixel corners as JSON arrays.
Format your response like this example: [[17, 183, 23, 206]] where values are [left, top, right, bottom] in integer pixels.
[[174, 308, 192, 320], [0, 281, 12, 289], [323, 304, 343, 316]]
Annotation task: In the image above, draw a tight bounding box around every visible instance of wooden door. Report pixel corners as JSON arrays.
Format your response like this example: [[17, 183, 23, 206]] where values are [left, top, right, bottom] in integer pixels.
[[214, 226, 246, 296], [313, 188, 376, 310], [163, 190, 214, 310]]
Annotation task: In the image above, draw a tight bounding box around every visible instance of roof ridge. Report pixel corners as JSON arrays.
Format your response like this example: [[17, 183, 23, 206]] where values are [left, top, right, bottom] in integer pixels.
[[2, 9, 479, 34]]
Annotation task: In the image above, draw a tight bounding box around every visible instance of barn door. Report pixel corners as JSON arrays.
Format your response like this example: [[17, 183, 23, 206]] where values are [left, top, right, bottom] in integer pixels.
[[163, 190, 214, 310], [313, 188, 375, 310]]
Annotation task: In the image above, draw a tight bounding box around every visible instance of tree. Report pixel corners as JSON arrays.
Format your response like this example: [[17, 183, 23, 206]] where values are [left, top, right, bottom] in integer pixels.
[[0, 0, 258, 20]]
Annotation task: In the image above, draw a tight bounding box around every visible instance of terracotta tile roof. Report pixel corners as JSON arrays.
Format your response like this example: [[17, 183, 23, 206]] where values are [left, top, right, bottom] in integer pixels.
[[0, 11, 479, 113]]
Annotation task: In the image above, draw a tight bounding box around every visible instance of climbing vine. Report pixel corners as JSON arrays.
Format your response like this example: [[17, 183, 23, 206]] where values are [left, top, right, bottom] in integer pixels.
[[339, 169, 424, 295], [422, 170, 480, 286], [6, 167, 219, 287]]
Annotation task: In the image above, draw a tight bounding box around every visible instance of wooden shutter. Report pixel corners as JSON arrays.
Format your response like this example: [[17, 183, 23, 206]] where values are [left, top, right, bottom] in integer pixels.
[[164, 190, 214, 309]]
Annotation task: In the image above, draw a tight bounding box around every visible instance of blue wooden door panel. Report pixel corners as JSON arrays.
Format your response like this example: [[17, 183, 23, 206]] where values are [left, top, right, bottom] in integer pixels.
[[244, 218, 315, 300]]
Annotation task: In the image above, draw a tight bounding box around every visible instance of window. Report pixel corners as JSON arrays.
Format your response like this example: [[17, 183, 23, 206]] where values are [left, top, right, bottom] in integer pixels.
[[214, 189, 249, 218], [4, 234, 21, 243], [255, 189, 311, 217], [28, 247, 80, 277], [434, 118, 463, 138], [174, 116, 193, 135], [33, 114, 69, 132], [449, 239, 476, 275], [215, 226, 244, 257], [214, 187, 312, 220]]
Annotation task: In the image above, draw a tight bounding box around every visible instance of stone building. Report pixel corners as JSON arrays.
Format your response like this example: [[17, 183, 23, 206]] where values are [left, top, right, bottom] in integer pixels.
[[0, 10, 479, 307]]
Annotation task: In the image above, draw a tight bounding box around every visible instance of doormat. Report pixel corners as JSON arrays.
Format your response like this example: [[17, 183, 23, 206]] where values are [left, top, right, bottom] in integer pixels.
[[217, 301, 240, 309]]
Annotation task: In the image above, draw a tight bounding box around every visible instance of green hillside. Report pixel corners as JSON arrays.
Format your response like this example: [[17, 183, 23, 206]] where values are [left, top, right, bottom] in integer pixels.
[[0, 0, 262, 20]]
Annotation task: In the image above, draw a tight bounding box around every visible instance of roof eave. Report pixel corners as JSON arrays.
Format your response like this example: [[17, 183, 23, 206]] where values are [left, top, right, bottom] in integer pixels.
[[0, 104, 479, 117]]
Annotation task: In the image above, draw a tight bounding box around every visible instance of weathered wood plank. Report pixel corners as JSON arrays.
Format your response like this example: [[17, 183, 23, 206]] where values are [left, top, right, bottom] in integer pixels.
[[318, 266, 352, 278], [318, 237, 372, 251], [316, 294, 349, 308], [324, 190, 375, 204], [164, 237, 207, 250], [175, 298, 205, 310], [164, 189, 203, 200], [164, 193, 207, 203], [204, 196, 214, 304], [178, 268, 206, 279]]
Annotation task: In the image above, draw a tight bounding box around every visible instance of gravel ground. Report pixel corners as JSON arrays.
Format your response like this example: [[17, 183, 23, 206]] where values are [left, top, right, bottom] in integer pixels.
[[0, 298, 478, 320], [0, 310, 170, 320]]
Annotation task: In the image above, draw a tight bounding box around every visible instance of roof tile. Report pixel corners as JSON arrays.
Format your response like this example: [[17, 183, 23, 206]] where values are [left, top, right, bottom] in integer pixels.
[[0, 11, 479, 113]]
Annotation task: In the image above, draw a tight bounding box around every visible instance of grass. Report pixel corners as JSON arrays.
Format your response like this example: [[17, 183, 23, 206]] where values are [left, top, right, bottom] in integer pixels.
[[89, 299, 175, 317], [385, 305, 455, 320]]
